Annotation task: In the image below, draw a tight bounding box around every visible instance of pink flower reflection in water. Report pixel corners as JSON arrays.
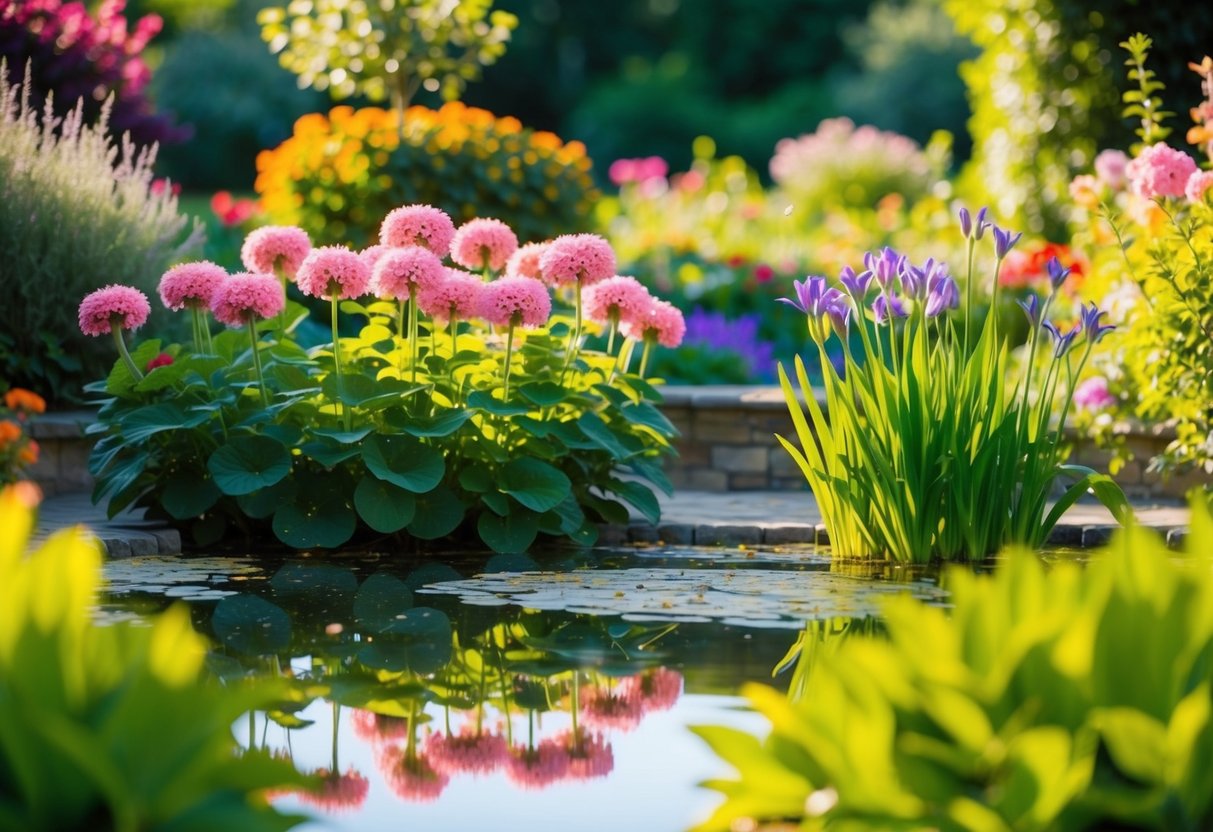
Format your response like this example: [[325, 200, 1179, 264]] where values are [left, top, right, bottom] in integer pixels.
[[621, 667, 684, 713], [297, 768, 370, 812], [557, 730, 614, 780], [424, 728, 510, 776], [375, 745, 450, 802], [505, 738, 571, 789], [350, 709, 410, 745], [579, 681, 644, 733]]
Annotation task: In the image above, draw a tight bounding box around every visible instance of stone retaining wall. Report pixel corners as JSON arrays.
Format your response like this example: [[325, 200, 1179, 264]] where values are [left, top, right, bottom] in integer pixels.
[[660, 386, 1208, 499]]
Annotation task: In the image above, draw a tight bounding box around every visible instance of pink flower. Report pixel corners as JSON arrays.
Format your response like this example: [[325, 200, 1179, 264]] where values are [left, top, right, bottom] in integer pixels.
[[1074, 376, 1116, 411], [211, 191, 259, 227], [350, 709, 410, 744], [376, 745, 449, 802], [538, 234, 616, 287], [608, 156, 668, 187], [210, 272, 285, 327], [477, 276, 552, 328], [78, 285, 151, 336], [583, 275, 651, 325], [1069, 174, 1101, 208], [556, 730, 614, 780], [145, 353, 174, 371], [505, 739, 571, 790], [1186, 170, 1213, 203], [417, 269, 484, 323], [450, 218, 519, 272], [295, 246, 371, 300], [424, 729, 510, 776], [240, 225, 311, 278], [1126, 143, 1199, 199], [380, 204, 456, 257], [370, 246, 446, 300], [150, 178, 181, 197], [506, 242, 548, 280], [619, 667, 682, 712], [158, 261, 227, 311], [579, 683, 644, 732], [622, 298, 686, 348], [359, 244, 388, 271], [297, 768, 370, 812], [1094, 149, 1129, 190]]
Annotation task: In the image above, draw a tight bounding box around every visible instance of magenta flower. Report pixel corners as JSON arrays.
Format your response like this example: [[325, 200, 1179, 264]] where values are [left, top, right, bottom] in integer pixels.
[[620, 667, 683, 713], [370, 246, 446, 300], [146, 353, 174, 371], [380, 204, 456, 256], [240, 225, 311, 278], [579, 682, 644, 732], [1074, 376, 1116, 411], [78, 285, 151, 336], [506, 241, 549, 280], [583, 275, 651, 326], [1126, 143, 1199, 199], [296, 246, 371, 300], [477, 276, 552, 329], [210, 272, 285, 327], [417, 269, 484, 323], [158, 261, 226, 311], [450, 218, 519, 272], [622, 298, 686, 348], [538, 233, 616, 287], [1186, 170, 1213, 203]]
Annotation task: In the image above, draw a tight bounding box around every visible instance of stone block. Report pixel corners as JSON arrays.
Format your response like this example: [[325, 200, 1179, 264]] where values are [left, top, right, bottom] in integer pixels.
[[596, 524, 629, 546], [627, 523, 662, 544], [657, 523, 695, 544], [123, 531, 160, 557], [769, 447, 803, 478], [694, 524, 762, 546], [1081, 525, 1117, 548], [728, 474, 769, 490], [693, 412, 752, 443], [711, 446, 768, 474], [673, 440, 712, 467], [685, 469, 728, 491], [1167, 528, 1188, 549], [1045, 524, 1084, 546], [748, 428, 781, 446], [762, 525, 816, 545], [149, 527, 182, 554], [101, 537, 132, 559], [1115, 460, 1143, 485]]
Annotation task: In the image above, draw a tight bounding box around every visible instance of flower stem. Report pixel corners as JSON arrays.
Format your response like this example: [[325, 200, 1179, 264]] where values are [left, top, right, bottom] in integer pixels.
[[503, 321, 516, 400], [409, 288, 419, 384], [276, 267, 288, 334], [638, 336, 655, 378], [331, 296, 349, 430], [398, 298, 407, 376], [564, 280, 584, 378], [607, 311, 618, 354], [247, 319, 269, 408], [962, 237, 976, 358], [112, 326, 143, 381]]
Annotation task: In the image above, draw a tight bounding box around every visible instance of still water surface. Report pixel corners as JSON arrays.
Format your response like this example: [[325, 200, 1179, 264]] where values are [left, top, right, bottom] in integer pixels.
[[99, 546, 946, 832]]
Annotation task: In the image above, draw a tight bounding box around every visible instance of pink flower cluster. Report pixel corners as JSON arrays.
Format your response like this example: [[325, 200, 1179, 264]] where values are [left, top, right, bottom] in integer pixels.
[[478, 276, 552, 329], [158, 261, 226, 311], [623, 298, 686, 348], [506, 242, 547, 280], [583, 275, 651, 325], [240, 225, 311, 278], [1126, 143, 1200, 199], [370, 247, 446, 300], [296, 246, 371, 300], [211, 272, 284, 327], [539, 234, 616, 287], [450, 218, 519, 272], [297, 768, 370, 812], [424, 729, 510, 776], [418, 269, 483, 323], [78, 285, 151, 336], [1074, 376, 1116, 411], [608, 156, 669, 187], [380, 205, 457, 256]]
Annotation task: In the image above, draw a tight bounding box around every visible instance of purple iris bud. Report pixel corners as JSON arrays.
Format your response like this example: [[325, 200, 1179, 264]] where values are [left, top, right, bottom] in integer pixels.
[[901, 263, 926, 298], [824, 297, 851, 336], [959, 207, 973, 239], [992, 226, 1024, 259], [864, 247, 903, 290], [872, 293, 908, 325], [839, 265, 872, 298], [924, 275, 960, 318], [1018, 295, 1043, 329], [1043, 320, 1080, 358], [973, 207, 990, 240], [1045, 256, 1071, 290], [1079, 301, 1115, 343]]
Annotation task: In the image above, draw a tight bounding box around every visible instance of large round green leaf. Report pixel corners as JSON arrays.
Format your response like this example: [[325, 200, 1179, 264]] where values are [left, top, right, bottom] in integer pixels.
[[501, 458, 571, 513], [211, 594, 291, 656], [161, 474, 220, 519], [353, 572, 414, 632], [356, 607, 452, 674], [362, 434, 444, 493], [272, 498, 356, 549], [207, 436, 292, 496], [477, 509, 539, 554], [354, 476, 416, 533], [407, 485, 465, 540], [237, 478, 299, 520]]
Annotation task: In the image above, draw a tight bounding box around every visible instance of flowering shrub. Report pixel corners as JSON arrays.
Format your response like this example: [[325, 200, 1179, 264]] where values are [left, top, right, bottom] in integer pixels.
[[696, 499, 1213, 831], [778, 208, 1129, 561], [0, 0, 185, 146], [0, 387, 44, 484], [769, 117, 949, 217], [0, 62, 203, 400], [84, 207, 681, 552], [256, 104, 598, 248], [1069, 36, 1213, 478]]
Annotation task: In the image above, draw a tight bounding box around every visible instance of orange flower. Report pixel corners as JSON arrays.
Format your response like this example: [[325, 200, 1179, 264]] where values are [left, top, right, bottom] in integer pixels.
[[18, 440, 39, 466], [0, 420, 21, 446], [4, 388, 45, 414]]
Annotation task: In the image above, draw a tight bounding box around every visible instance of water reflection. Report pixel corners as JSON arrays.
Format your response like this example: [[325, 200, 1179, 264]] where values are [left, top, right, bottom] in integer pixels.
[[99, 549, 946, 830]]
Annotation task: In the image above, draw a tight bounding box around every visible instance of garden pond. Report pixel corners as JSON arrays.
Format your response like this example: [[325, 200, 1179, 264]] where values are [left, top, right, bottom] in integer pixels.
[[96, 544, 950, 831]]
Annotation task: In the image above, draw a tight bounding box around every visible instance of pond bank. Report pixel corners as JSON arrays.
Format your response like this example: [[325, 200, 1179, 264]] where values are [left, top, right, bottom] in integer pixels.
[[34, 489, 1188, 558]]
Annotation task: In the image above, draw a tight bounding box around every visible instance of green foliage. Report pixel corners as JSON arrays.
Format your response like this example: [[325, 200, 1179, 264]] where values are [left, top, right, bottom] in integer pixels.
[[258, 0, 517, 116], [778, 220, 1129, 561], [256, 104, 599, 247], [0, 486, 306, 831], [1121, 33, 1173, 148], [695, 499, 1213, 831], [0, 63, 203, 402]]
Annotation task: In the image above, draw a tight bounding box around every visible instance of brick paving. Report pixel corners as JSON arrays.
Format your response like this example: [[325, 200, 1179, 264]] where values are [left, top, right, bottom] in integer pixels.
[[32, 488, 1189, 558]]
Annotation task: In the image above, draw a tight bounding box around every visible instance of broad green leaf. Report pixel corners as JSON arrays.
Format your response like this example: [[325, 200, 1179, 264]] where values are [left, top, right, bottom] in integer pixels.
[[500, 458, 572, 513], [606, 479, 661, 524], [161, 475, 221, 520], [207, 437, 292, 496], [354, 476, 416, 533], [407, 486, 465, 540], [518, 382, 568, 407], [478, 509, 540, 553], [362, 434, 444, 493]]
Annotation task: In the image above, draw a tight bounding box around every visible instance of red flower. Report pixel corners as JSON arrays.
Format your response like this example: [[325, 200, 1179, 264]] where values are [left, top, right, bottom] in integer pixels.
[[210, 191, 259, 227], [146, 353, 174, 371], [754, 263, 775, 283]]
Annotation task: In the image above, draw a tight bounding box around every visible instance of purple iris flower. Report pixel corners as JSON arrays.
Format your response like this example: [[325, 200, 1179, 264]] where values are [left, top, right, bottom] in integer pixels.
[[1018, 295, 1043, 329], [924, 275, 960, 318], [839, 265, 872, 298], [825, 298, 851, 336], [1079, 301, 1115, 344], [864, 247, 904, 291], [1043, 320, 1080, 358], [1045, 256, 1071, 290], [993, 226, 1024, 259], [872, 293, 909, 325], [959, 206, 991, 240], [779, 276, 846, 318]]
